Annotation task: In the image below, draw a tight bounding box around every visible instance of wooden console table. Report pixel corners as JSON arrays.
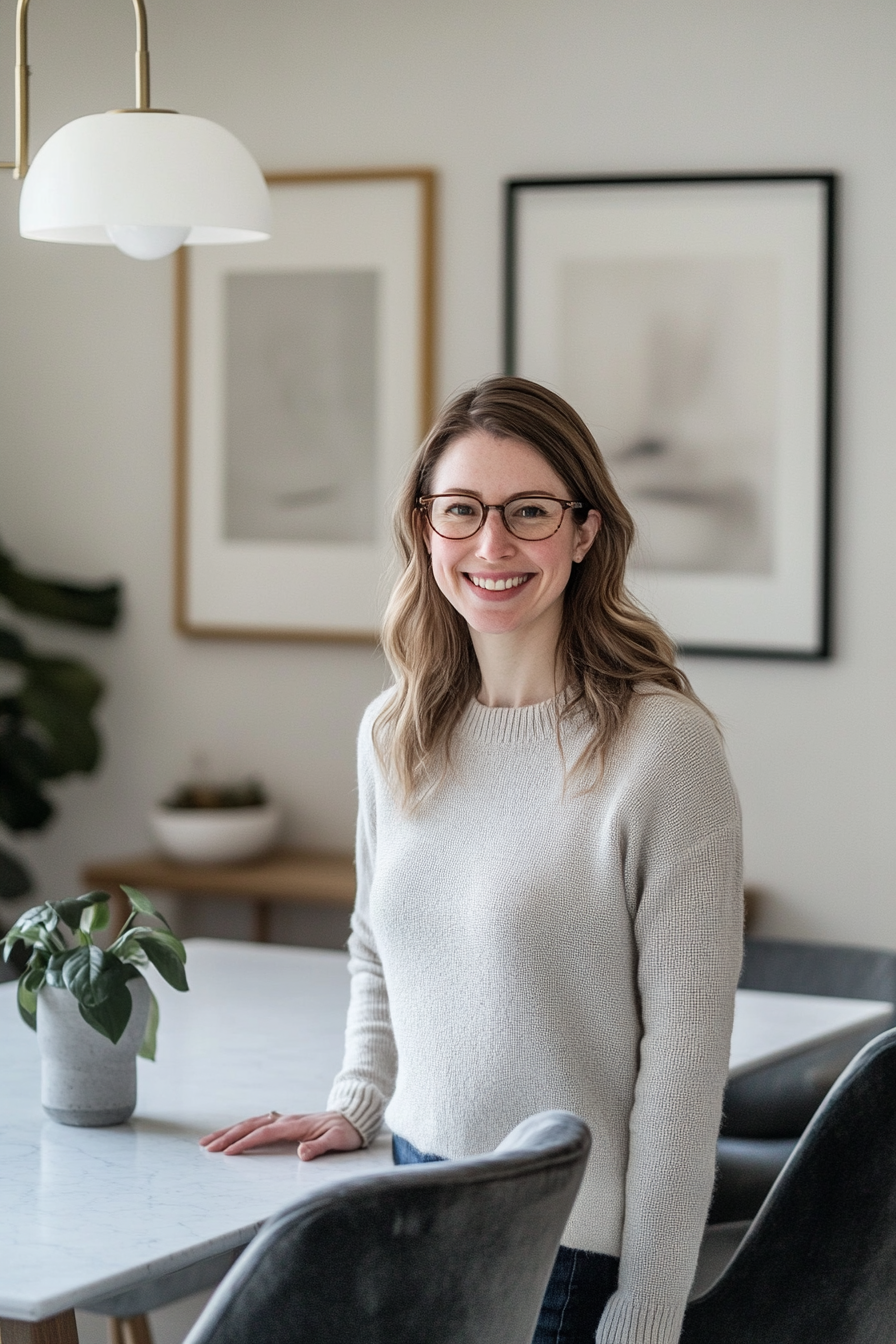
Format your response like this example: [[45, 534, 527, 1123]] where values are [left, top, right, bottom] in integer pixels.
[[80, 848, 355, 943]]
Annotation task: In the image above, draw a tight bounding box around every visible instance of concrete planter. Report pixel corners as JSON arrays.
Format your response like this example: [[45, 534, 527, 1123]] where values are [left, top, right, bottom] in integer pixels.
[[37, 977, 150, 1126]]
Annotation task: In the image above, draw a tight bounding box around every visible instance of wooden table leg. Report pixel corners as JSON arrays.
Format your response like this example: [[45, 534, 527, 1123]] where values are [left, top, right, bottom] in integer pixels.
[[107, 1317, 153, 1344], [0, 1312, 79, 1344], [253, 899, 271, 943]]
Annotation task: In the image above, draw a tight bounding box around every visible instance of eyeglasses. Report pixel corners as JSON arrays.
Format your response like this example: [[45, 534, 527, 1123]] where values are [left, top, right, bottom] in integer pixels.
[[417, 493, 584, 541]]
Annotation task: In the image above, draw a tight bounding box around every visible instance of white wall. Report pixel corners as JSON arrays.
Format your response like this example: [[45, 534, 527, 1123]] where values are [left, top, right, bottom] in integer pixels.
[[1, 0, 895, 948]]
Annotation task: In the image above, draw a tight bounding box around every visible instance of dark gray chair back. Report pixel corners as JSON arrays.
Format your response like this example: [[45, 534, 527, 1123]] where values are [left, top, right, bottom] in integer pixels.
[[685, 1028, 896, 1344], [183, 1111, 590, 1344], [740, 937, 896, 1003]]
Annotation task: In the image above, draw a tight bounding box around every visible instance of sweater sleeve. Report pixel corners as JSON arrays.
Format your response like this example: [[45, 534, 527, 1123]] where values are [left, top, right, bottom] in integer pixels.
[[325, 709, 398, 1143], [595, 699, 744, 1344]]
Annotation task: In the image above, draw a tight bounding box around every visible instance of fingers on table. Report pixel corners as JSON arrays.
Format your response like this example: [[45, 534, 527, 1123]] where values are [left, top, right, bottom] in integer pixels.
[[200, 1115, 289, 1152], [297, 1136, 336, 1161], [297, 1119, 362, 1162]]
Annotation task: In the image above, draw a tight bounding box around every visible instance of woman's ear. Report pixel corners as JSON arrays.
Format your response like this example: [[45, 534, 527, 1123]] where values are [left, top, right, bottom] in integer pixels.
[[573, 509, 601, 563], [412, 502, 433, 555]]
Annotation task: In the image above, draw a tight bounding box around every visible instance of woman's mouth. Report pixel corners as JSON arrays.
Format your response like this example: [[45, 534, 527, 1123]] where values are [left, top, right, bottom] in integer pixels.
[[464, 573, 533, 593]]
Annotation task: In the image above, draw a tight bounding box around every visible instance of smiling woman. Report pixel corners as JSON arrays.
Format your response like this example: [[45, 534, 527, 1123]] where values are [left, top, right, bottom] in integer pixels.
[[201, 378, 743, 1344]]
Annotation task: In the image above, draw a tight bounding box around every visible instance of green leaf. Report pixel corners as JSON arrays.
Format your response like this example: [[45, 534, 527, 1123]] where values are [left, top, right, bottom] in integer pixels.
[[22, 658, 104, 713], [19, 693, 100, 777], [0, 627, 28, 662], [0, 728, 54, 830], [110, 933, 149, 967], [138, 933, 189, 992], [120, 885, 171, 929], [61, 945, 122, 1007], [0, 846, 31, 901], [22, 958, 47, 994], [3, 923, 41, 956], [138, 987, 160, 1061], [0, 547, 121, 629], [76, 982, 133, 1043], [17, 975, 37, 1030], [54, 890, 110, 932], [45, 948, 77, 987], [3, 936, 29, 974], [128, 927, 186, 961], [80, 900, 110, 935], [18, 659, 104, 777], [4, 902, 59, 944]]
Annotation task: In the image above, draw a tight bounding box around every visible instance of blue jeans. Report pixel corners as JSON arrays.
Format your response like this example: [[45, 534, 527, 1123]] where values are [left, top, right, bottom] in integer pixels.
[[392, 1135, 619, 1344]]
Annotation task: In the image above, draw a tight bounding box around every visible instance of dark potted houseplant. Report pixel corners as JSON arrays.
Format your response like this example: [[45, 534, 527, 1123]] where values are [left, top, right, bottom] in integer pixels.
[[0, 536, 121, 963], [2, 885, 188, 1126]]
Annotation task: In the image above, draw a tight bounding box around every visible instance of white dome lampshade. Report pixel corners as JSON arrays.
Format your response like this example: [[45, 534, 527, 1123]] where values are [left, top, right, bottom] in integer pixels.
[[19, 111, 271, 259]]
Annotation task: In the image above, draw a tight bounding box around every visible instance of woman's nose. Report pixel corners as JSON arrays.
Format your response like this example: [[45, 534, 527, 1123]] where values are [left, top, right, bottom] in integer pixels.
[[475, 509, 515, 558]]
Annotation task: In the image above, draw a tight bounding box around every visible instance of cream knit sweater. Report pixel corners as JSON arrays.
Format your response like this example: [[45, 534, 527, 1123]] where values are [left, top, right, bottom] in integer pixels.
[[327, 686, 743, 1344]]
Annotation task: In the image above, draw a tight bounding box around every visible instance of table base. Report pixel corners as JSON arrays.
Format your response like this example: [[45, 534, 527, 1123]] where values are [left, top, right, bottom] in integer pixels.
[[108, 1317, 151, 1344]]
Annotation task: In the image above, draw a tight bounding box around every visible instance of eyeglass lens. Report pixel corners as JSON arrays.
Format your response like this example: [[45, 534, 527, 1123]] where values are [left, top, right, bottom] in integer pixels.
[[426, 496, 568, 540]]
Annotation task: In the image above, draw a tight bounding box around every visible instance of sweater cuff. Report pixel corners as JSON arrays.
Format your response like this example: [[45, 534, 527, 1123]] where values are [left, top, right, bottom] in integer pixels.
[[326, 1078, 387, 1146], [594, 1293, 683, 1344]]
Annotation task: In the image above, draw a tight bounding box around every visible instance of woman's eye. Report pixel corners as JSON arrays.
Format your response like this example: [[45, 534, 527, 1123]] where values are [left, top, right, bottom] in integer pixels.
[[446, 503, 477, 517], [513, 503, 548, 519]]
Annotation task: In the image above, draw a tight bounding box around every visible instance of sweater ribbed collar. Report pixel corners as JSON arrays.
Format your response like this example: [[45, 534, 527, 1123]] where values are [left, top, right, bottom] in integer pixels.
[[460, 694, 567, 745]]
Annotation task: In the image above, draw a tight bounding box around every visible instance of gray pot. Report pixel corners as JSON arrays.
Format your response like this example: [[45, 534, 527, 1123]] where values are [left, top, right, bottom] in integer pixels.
[[37, 977, 150, 1126]]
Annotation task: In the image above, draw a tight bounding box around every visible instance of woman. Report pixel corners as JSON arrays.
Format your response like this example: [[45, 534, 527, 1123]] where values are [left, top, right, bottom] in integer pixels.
[[202, 378, 743, 1344]]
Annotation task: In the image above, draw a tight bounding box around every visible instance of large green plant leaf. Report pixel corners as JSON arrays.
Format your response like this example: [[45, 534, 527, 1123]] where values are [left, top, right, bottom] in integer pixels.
[[17, 974, 37, 1029], [138, 988, 160, 1061], [0, 846, 31, 901], [0, 629, 27, 662], [23, 658, 103, 712], [44, 947, 76, 986], [0, 724, 54, 831], [18, 658, 103, 777], [0, 644, 105, 827], [76, 981, 135, 1044], [0, 545, 121, 628], [3, 901, 61, 948], [120, 885, 172, 929], [54, 890, 110, 933], [120, 929, 188, 991]]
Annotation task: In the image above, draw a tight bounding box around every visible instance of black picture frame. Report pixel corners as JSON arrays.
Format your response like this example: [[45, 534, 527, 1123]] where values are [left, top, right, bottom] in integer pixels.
[[505, 172, 836, 659]]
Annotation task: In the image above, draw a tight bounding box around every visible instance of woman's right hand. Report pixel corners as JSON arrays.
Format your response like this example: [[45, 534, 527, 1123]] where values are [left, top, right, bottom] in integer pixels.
[[200, 1110, 364, 1161]]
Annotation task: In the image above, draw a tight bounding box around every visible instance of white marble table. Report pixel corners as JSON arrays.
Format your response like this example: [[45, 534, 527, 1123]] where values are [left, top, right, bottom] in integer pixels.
[[0, 940, 393, 1342], [729, 987, 892, 1078], [0, 939, 892, 1342]]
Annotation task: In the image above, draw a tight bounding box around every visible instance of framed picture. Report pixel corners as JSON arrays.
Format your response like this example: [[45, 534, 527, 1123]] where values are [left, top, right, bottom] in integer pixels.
[[175, 168, 436, 640], [506, 173, 835, 658]]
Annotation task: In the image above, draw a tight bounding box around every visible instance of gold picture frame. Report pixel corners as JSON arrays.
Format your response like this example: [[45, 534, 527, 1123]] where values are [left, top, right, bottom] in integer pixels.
[[174, 168, 437, 642]]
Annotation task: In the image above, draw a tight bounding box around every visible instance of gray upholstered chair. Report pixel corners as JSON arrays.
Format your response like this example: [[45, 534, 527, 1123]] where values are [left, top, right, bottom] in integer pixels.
[[685, 1028, 896, 1344], [182, 1110, 591, 1344], [709, 936, 896, 1223]]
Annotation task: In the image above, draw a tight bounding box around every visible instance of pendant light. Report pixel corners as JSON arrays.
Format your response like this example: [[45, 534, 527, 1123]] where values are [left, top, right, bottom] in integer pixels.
[[1, 0, 271, 259]]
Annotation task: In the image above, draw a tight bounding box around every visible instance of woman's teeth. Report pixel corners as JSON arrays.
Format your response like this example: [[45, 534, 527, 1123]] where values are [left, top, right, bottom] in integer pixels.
[[468, 574, 529, 591]]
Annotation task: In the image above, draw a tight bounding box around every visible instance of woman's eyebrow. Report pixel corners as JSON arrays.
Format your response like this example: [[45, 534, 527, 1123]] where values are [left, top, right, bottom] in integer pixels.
[[431, 488, 558, 498]]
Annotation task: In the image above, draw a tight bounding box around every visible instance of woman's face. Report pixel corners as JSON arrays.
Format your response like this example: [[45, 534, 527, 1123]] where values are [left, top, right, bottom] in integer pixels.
[[422, 430, 600, 638]]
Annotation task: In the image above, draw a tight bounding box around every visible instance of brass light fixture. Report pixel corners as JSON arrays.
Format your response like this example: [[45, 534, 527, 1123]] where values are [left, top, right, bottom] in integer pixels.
[[1, 0, 271, 258]]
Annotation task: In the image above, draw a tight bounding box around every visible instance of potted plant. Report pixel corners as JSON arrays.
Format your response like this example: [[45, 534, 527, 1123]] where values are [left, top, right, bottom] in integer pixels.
[[149, 777, 281, 864], [1, 885, 188, 1127], [0, 534, 121, 960]]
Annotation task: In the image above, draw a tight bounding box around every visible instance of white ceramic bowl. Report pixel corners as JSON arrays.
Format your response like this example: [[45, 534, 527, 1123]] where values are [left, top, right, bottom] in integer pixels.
[[148, 804, 281, 864]]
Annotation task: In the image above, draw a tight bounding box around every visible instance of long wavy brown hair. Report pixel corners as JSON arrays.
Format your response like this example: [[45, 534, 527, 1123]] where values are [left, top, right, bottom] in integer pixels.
[[375, 377, 705, 803]]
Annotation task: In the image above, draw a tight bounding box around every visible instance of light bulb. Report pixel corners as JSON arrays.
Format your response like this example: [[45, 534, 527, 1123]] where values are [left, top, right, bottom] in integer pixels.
[[105, 224, 190, 259]]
